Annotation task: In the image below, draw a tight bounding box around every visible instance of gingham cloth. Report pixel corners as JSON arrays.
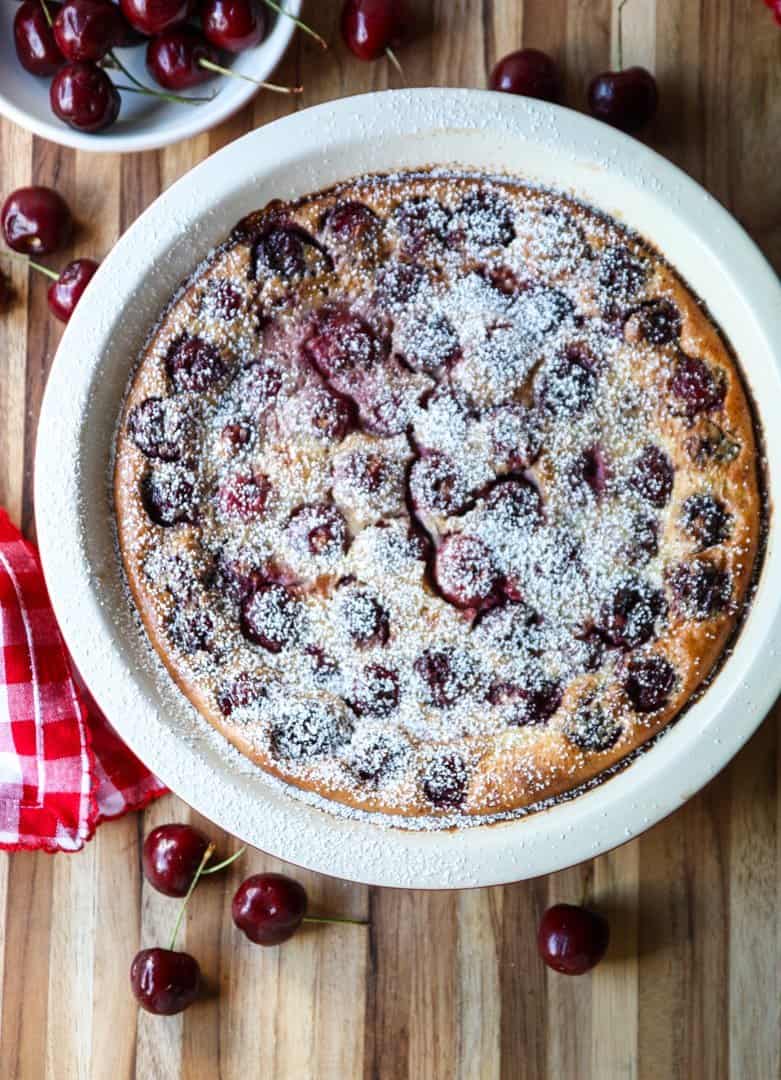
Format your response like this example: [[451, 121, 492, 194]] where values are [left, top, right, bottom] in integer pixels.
[[0, 509, 165, 852]]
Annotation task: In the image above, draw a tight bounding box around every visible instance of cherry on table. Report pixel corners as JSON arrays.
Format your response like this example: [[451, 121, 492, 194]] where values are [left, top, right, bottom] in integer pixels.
[[142, 823, 211, 897], [119, 0, 190, 36], [588, 66, 658, 133], [201, 0, 268, 53], [232, 873, 308, 946], [130, 947, 201, 1014], [50, 61, 121, 132], [1, 186, 72, 255], [340, 0, 408, 63], [46, 257, 98, 321], [537, 903, 610, 975], [14, 0, 65, 76], [146, 27, 220, 90], [489, 48, 560, 102], [53, 0, 126, 62]]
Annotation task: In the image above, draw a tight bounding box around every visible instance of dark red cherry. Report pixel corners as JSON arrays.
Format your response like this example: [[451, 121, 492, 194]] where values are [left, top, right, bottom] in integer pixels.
[[435, 533, 501, 610], [166, 334, 226, 392], [142, 465, 196, 526], [14, 0, 64, 76], [286, 503, 348, 559], [629, 444, 674, 508], [422, 752, 468, 808], [336, 587, 389, 648], [47, 258, 98, 321], [538, 904, 610, 975], [50, 61, 121, 132], [201, 0, 268, 52], [322, 201, 381, 247], [142, 823, 210, 897], [128, 396, 189, 461], [624, 298, 681, 346], [680, 493, 731, 549], [240, 583, 300, 652], [232, 873, 308, 946], [53, 0, 126, 62], [623, 654, 675, 714], [598, 579, 666, 649], [147, 27, 220, 90], [489, 48, 560, 102], [588, 67, 658, 134], [119, 0, 189, 35], [251, 223, 330, 280], [304, 306, 388, 390], [217, 671, 266, 715], [351, 664, 400, 717], [408, 453, 468, 515], [414, 647, 474, 708], [666, 559, 731, 620], [340, 0, 407, 62], [670, 355, 725, 418], [2, 186, 71, 255], [130, 948, 201, 1014], [218, 471, 271, 521]]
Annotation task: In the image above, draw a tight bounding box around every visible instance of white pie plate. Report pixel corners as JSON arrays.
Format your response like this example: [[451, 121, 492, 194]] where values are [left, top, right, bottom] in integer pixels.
[[35, 89, 781, 888]]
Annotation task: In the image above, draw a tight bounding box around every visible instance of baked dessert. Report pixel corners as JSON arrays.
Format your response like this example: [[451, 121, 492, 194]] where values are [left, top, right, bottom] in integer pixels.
[[113, 169, 763, 824]]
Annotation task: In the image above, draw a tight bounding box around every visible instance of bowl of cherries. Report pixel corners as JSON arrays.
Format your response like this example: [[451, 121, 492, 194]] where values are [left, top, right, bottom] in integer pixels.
[[1, 0, 316, 153]]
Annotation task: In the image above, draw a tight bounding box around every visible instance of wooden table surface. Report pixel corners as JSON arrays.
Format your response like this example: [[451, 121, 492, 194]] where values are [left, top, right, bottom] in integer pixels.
[[0, 2, 779, 1077]]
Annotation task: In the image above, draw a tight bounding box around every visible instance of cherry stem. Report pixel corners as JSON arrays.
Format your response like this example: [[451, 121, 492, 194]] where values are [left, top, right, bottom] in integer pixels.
[[39, 0, 54, 28], [385, 47, 405, 84], [198, 58, 302, 94], [110, 50, 215, 105], [26, 258, 60, 282], [262, 0, 328, 50], [200, 846, 246, 875], [617, 0, 629, 72], [303, 914, 369, 927], [169, 841, 216, 951]]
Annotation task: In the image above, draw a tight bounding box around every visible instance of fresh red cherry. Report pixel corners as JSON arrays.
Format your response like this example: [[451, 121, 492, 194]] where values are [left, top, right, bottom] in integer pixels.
[[46, 258, 99, 321], [588, 67, 658, 133], [146, 27, 220, 89], [130, 948, 201, 1014], [232, 873, 308, 946], [201, 0, 268, 53], [1, 186, 72, 255], [119, 0, 189, 35], [14, 0, 65, 76], [489, 48, 560, 102], [340, 0, 407, 61], [53, 0, 126, 62], [142, 823, 211, 897], [537, 903, 610, 975], [50, 61, 121, 132]]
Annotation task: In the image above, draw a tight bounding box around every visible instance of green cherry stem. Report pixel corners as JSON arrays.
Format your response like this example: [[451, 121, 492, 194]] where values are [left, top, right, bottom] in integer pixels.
[[169, 841, 216, 951], [617, 0, 629, 71], [200, 846, 246, 875], [39, 0, 54, 28], [110, 50, 215, 105], [385, 47, 405, 84], [262, 0, 328, 50], [198, 58, 302, 94], [27, 259, 59, 282], [303, 914, 370, 927]]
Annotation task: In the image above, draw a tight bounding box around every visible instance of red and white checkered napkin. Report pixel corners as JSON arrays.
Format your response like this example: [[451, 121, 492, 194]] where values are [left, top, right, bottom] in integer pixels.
[[0, 509, 165, 853]]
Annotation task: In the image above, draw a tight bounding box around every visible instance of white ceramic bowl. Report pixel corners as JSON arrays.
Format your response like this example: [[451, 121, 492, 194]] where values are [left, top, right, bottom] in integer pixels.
[[35, 90, 781, 888], [0, 3, 300, 154]]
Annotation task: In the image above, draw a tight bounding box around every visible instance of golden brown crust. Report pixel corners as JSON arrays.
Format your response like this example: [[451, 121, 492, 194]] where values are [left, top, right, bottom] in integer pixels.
[[113, 171, 763, 823]]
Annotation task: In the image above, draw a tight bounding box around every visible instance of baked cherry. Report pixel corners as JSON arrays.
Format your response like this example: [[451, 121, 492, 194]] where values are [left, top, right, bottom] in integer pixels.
[[130, 948, 201, 1015], [624, 298, 681, 346], [168, 603, 214, 654], [536, 347, 598, 415], [336, 587, 389, 648], [666, 559, 731, 620], [218, 471, 272, 521], [629, 444, 674, 508], [489, 48, 560, 102], [409, 452, 467, 516], [201, 0, 268, 52], [537, 904, 610, 975], [50, 61, 121, 132], [680, 493, 731, 549], [304, 307, 388, 392], [414, 647, 474, 707], [393, 196, 450, 255], [598, 579, 666, 649], [422, 751, 468, 808], [435, 533, 501, 610], [287, 503, 348, 559], [322, 201, 381, 247], [119, 0, 189, 35], [490, 677, 562, 726], [141, 466, 195, 526], [147, 27, 220, 90], [166, 334, 226, 392], [580, 444, 609, 497], [240, 583, 301, 652], [46, 257, 98, 321], [623, 654, 675, 713], [340, 0, 408, 62], [53, 0, 126, 62], [128, 396, 188, 461], [2, 186, 71, 255], [252, 223, 331, 280], [142, 824, 211, 897], [351, 664, 400, 717], [217, 671, 266, 715], [670, 355, 725, 417], [588, 67, 658, 134], [14, 0, 64, 76], [232, 873, 307, 946], [564, 701, 623, 753]]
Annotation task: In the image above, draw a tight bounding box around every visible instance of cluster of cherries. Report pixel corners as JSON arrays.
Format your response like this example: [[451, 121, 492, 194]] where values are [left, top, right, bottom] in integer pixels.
[[132, 821, 610, 1015], [1, 184, 97, 321], [12, 0, 323, 133]]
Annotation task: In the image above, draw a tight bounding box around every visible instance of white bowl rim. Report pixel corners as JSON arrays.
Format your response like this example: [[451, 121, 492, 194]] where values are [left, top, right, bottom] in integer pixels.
[[34, 88, 781, 888], [0, 2, 300, 154]]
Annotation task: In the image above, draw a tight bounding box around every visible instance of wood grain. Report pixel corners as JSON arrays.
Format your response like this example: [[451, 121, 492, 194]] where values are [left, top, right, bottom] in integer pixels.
[[0, 2, 780, 1077]]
